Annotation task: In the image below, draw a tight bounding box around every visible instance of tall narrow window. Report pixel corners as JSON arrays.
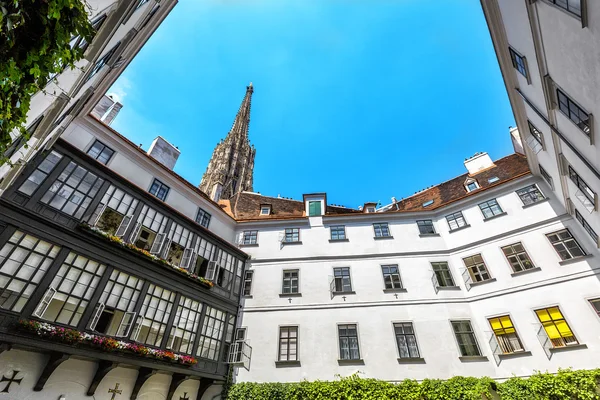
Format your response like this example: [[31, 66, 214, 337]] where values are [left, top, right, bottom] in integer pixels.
[[196, 207, 211, 228], [568, 166, 595, 203], [197, 306, 226, 361], [0, 231, 60, 312], [576, 210, 598, 243], [149, 178, 170, 201], [85, 43, 120, 82], [87, 140, 115, 164], [330, 226, 346, 241], [451, 320, 482, 357], [131, 284, 176, 347], [557, 88, 590, 135], [416, 220, 435, 235], [528, 121, 544, 146], [243, 270, 253, 296], [479, 199, 504, 219], [282, 270, 299, 294], [546, 229, 585, 260], [462, 254, 491, 283], [539, 165, 554, 189], [338, 324, 360, 360], [489, 316, 524, 354], [373, 223, 391, 238], [36, 252, 106, 327], [446, 212, 467, 231], [394, 322, 420, 359], [308, 201, 321, 216], [18, 151, 63, 196], [502, 243, 536, 273], [508, 47, 528, 80], [535, 307, 578, 348], [381, 265, 402, 290], [166, 296, 203, 355], [516, 184, 545, 206], [333, 267, 352, 293], [431, 262, 455, 287], [278, 326, 299, 362], [589, 299, 600, 318]]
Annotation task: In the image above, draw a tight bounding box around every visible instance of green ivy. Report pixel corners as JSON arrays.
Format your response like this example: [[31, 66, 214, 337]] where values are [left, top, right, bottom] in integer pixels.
[[0, 0, 93, 162], [226, 369, 600, 400]]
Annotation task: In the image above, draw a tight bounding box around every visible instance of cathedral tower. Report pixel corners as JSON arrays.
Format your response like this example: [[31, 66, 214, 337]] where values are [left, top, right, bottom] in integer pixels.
[[199, 83, 256, 201]]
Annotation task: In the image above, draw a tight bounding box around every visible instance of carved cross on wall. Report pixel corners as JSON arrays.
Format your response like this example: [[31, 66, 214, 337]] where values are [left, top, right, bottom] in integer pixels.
[[180, 392, 190, 400], [108, 383, 123, 400], [394, 293, 399, 299], [288, 298, 292, 303], [342, 296, 347, 302], [1, 370, 22, 393]]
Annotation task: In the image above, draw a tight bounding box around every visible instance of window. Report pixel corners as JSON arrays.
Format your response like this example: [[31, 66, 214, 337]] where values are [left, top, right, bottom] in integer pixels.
[[539, 164, 554, 188], [557, 88, 590, 135], [568, 166, 595, 203], [196, 306, 226, 361], [546, 229, 585, 260], [338, 324, 360, 360], [366, 206, 376, 213], [479, 199, 504, 219], [509, 47, 528, 79], [131, 284, 176, 347], [70, 14, 106, 53], [576, 210, 598, 243], [243, 270, 253, 296], [535, 306, 578, 348], [87, 140, 115, 164], [465, 180, 479, 192], [333, 267, 352, 293], [463, 254, 491, 283], [0, 231, 60, 312], [549, 0, 582, 17], [502, 243, 535, 273], [196, 208, 211, 228], [284, 228, 300, 243], [149, 178, 170, 201], [242, 231, 257, 245], [166, 296, 203, 355], [131, 205, 169, 252], [88, 185, 139, 237], [394, 322, 420, 359], [260, 206, 271, 215], [18, 151, 63, 196], [85, 43, 119, 83], [278, 326, 298, 362], [489, 316, 524, 354], [528, 121, 544, 146], [488, 177, 500, 184], [446, 211, 467, 231], [92, 270, 144, 336], [416, 220, 435, 235], [381, 265, 402, 290], [308, 201, 322, 216], [40, 160, 104, 218], [589, 299, 600, 317], [282, 270, 299, 294], [422, 199, 434, 207], [330, 225, 346, 241], [451, 320, 482, 357], [431, 262, 455, 287], [373, 223, 391, 237], [4, 116, 43, 159], [516, 184, 545, 206], [36, 252, 106, 327], [136, 0, 150, 9]]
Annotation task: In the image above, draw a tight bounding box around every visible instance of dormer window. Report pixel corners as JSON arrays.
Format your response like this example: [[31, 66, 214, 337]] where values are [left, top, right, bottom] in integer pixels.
[[303, 194, 326, 217], [465, 179, 479, 193], [362, 202, 378, 213], [367, 207, 375, 213], [260, 205, 271, 215], [308, 201, 322, 216]]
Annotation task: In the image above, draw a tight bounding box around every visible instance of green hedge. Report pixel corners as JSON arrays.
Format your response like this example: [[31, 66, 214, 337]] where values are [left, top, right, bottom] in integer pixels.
[[226, 369, 600, 400]]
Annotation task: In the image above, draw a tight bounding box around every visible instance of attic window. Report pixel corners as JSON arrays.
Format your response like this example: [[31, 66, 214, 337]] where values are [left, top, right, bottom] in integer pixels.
[[465, 180, 479, 193], [422, 200, 434, 207], [260, 206, 271, 215], [488, 177, 500, 184], [366, 207, 376, 213]]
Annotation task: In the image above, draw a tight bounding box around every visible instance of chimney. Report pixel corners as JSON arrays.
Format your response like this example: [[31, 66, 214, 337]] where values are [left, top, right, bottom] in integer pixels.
[[509, 126, 525, 155], [147, 136, 181, 170], [91, 94, 123, 125], [464, 152, 494, 175]]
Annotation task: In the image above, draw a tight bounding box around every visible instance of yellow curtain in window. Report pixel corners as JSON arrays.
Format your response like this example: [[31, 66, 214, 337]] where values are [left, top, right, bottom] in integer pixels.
[[542, 322, 561, 340], [555, 320, 574, 338], [490, 316, 515, 335], [536, 309, 551, 322], [548, 307, 563, 320]]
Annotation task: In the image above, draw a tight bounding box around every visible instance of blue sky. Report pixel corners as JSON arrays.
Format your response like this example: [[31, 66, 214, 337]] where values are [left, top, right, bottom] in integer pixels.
[[110, 0, 515, 209]]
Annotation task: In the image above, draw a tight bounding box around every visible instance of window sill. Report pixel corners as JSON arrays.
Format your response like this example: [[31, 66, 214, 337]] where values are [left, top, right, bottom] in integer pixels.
[[275, 360, 301, 368], [333, 291, 356, 296], [448, 224, 471, 233], [282, 241, 303, 246], [549, 343, 587, 353], [498, 350, 532, 360], [458, 356, 488, 363], [383, 288, 407, 294], [469, 278, 497, 287], [338, 358, 364, 366], [373, 236, 394, 240], [419, 233, 440, 238], [239, 243, 259, 247], [329, 239, 349, 243], [522, 198, 549, 209], [483, 212, 507, 222], [397, 357, 425, 364], [511, 267, 541, 277], [559, 254, 593, 266], [436, 285, 461, 291], [279, 293, 302, 297], [243, 295, 253, 299]]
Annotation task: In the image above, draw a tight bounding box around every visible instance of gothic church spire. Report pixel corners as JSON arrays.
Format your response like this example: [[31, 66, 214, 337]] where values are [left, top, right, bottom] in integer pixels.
[[199, 84, 256, 202]]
